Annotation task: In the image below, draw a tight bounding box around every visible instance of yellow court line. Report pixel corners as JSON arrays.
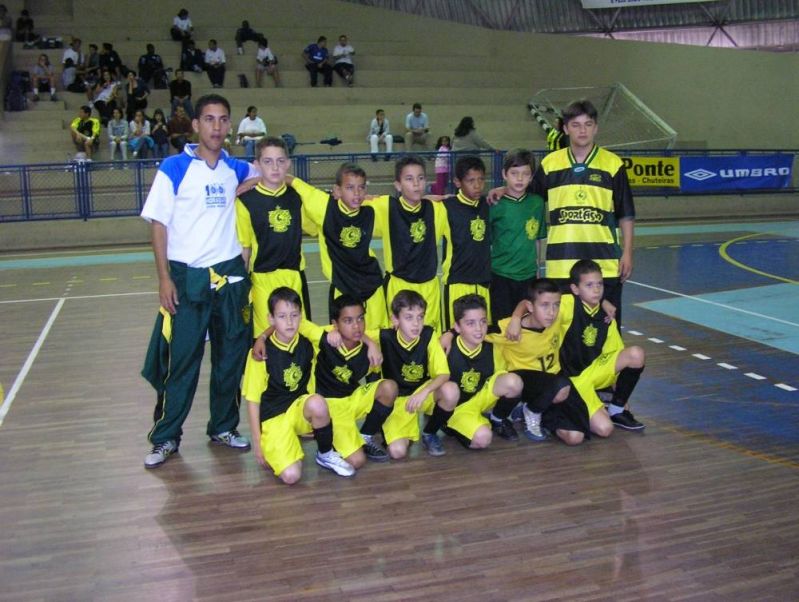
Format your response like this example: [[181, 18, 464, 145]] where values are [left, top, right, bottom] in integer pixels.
[[32, 282, 50, 286], [719, 233, 799, 285], [99, 277, 118, 282], [132, 275, 151, 280], [0, 283, 17, 288]]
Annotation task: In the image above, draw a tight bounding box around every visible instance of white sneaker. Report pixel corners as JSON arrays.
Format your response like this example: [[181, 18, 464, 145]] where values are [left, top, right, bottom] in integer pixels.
[[522, 405, 548, 442], [144, 440, 178, 468], [210, 430, 251, 450], [316, 450, 355, 477]]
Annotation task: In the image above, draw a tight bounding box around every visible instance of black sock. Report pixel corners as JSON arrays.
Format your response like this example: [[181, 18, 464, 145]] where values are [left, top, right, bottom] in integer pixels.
[[360, 401, 393, 436], [612, 366, 644, 408], [491, 397, 518, 421], [423, 404, 453, 435], [313, 422, 334, 454]]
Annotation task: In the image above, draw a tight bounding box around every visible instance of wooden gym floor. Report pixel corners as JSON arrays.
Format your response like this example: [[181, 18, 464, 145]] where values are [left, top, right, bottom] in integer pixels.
[[0, 218, 797, 601]]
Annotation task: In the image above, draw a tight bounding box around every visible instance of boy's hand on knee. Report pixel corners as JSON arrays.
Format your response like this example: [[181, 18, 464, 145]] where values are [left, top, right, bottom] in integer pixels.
[[405, 392, 426, 413]]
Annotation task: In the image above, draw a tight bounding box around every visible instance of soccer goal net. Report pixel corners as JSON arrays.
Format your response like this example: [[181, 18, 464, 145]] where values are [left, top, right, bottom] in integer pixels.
[[528, 83, 677, 150]]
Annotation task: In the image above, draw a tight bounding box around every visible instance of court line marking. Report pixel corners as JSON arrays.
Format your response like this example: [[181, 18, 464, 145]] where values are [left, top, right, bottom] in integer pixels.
[[629, 280, 799, 328], [0, 298, 65, 427], [718, 233, 799, 285]]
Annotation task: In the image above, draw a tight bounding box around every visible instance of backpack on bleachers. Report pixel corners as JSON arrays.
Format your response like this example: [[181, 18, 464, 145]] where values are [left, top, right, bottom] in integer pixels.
[[4, 71, 31, 112]]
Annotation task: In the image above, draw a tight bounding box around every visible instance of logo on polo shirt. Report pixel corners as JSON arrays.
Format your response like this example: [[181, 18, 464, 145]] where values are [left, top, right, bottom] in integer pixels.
[[205, 183, 227, 208]]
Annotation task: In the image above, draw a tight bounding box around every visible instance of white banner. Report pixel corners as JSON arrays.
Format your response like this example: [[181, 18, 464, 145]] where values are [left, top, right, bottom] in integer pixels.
[[582, 0, 718, 8]]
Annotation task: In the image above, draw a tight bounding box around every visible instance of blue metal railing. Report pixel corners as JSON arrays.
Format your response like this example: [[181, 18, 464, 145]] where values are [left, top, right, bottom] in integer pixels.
[[0, 149, 796, 223]]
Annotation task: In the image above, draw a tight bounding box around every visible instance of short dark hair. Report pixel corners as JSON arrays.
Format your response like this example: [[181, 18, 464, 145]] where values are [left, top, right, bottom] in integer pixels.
[[246, 105, 257, 114], [412, 102, 422, 111], [89, 43, 97, 51], [331, 294, 365, 321], [194, 94, 231, 120], [209, 38, 217, 45], [527, 278, 561, 302], [562, 100, 598, 125], [375, 108, 384, 115], [255, 136, 288, 158], [268, 287, 302, 314], [391, 289, 426, 316], [453, 294, 487, 323], [503, 148, 535, 172], [454, 155, 486, 181], [335, 162, 366, 186], [317, 36, 327, 43], [569, 259, 603, 286], [79, 105, 91, 116], [394, 155, 426, 182]]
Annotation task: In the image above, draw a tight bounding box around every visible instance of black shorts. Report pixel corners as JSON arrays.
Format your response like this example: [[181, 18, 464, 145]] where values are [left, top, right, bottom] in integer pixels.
[[541, 388, 591, 437], [489, 272, 535, 323], [513, 369, 570, 413]]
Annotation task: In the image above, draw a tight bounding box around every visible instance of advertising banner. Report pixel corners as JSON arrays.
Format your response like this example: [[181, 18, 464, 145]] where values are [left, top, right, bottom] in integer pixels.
[[681, 155, 793, 192], [581, 0, 718, 8], [622, 156, 680, 188]]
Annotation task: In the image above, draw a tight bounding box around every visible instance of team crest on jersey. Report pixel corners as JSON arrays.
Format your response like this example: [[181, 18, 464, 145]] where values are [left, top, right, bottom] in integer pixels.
[[401, 361, 424, 383], [575, 189, 588, 202], [460, 369, 481, 394], [582, 324, 598, 347], [204, 182, 227, 208], [549, 334, 560, 351], [589, 174, 603, 183], [241, 304, 252, 325], [333, 364, 353, 384], [409, 219, 427, 243], [268, 205, 292, 233], [470, 217, 486, 242], [339, 225, 362, 249], [596, 352, 612, 366], [525, 218, 539, 240], [283, 362, 303, 391]]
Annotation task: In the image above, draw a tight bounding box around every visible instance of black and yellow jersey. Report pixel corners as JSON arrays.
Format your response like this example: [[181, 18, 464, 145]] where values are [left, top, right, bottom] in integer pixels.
[[366, 195, 445, 283], [440, 191, 491, 286], [291, 178, 383, 300], [446, 336, 505, 404], [379, 325, 449, 396], [242, 332, 315, 422], [546, 128, 568, 151], [486, 316, 562, 374], [235, 183, 315, 273], [558, 293, 623, 376], [532, 145, 634, 280]]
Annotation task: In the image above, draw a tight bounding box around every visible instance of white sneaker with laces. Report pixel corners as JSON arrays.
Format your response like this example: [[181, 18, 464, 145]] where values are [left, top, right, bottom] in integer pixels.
[[144, 440, 178, 468], [522, 405, 548, 442], [210, 430, 251, 450], [316, 450, 356, 477]]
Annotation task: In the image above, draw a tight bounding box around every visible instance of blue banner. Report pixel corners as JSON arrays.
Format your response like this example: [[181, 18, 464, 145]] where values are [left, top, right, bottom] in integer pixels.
[[681, 155, 793, 192]]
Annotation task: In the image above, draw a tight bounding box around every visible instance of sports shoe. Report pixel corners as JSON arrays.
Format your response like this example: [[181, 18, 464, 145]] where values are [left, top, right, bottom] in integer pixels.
[[490, 417, 518, 442], [522, 404, 548, 442], [144, 440, 178, 468], [611, 409, 645, 431], [509, 402, 523, 423], [316, 450, 356, 477], [421, 432, 446, 456], [362, 435, 389, 463], [210, 430, 251, 450]]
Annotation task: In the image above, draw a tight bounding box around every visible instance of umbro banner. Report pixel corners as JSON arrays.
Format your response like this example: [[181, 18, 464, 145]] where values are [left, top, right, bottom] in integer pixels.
[[581, 0, 718, 7], [680, 155, 793, 192]]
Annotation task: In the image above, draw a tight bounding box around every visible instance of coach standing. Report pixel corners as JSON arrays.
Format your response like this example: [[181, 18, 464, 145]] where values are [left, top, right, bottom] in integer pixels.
[[140, 94, 258, 468]]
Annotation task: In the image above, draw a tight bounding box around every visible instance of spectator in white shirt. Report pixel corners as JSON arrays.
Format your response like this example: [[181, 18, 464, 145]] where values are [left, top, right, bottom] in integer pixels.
[[170, 8, 193, 45], [332, 34, 355, 87], [205, 39, 226, 88], [368, 109, 393, 161], [254, 37, 281, 88], [236, 106, 267, 157]]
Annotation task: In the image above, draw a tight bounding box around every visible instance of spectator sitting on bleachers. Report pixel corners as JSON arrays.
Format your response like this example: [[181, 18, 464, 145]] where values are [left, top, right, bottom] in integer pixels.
[[169, 69, 193, 118], [303, 36, 333, 87], [332, 34, 355, 87], [62, 38, 84, 70], [129, 109, 154, 158], [108, 107, 129, 161], [138, 44, 167, 89], [168, 104, 192, 153], [124, 70, 149, 121], [405, 103, 430, 149], [99, 42, 124, 80], [32, 53, 57, 102], [451, 116, 493, 151], [255, 37, 281, 87], [150, 109, 170, 159], [171, 8, 193, 45], [62, 58, 84, 92], [90, 70, 120, 126], [83, 43, 101, 89], [368, 108, 393, 160], [180, 39, 204, 74], [236, 106, 267, 157], [70, 105, 100, 160], [235, 20, 261, 55], [204, 39, 226, 88], [15, 9, 36, 43]]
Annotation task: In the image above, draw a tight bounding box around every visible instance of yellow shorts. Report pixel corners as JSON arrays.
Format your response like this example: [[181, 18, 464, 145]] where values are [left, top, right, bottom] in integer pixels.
[[333, 286, 389, 330], [442, 282, 491, 331], [447, 371, 503, 440], [385, 274, 441, 333], [259, 394, 313, 476], [382, 389, 435, 445], [569, 349, 621, 417], [327, 380, 382, 459], [251, 269, 306, 336]]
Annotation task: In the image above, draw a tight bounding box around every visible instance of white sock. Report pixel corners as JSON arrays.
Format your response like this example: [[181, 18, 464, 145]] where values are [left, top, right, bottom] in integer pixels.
[[608, 404, 624, 417]]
